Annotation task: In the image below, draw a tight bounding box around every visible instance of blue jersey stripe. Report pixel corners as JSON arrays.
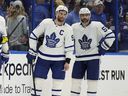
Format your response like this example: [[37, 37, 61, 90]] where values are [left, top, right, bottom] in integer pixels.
[[52, 89, 62, 91], [29, 48, 37, 53], [65, 45, 74, 49], [30, 36, 37, 40], [103, 40, 110, 48], [76, 54, 100, 58], [38, 51, 65, 57], [105, 32, 114, 38], [71, 91, 80, 94], [31, 32, 38, 39]]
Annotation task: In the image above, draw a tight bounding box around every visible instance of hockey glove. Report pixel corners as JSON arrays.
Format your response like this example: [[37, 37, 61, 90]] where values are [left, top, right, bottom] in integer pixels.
[[26, 53, 36, 64], [0, 65, 1, 71], [98, 37, 108, 55], [1, 53, 9, 64], [1, 55, 9, 64], [0, 53, 9, 71], [0, 56, 2, 71]]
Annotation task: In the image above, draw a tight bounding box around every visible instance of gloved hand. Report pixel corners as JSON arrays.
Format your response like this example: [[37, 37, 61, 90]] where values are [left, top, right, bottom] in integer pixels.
[[1, 55, 9, 64], [0, 57, 3, 71], [0, 53, 9, 71], [26, 53, 36, 64], [98, 45, 106, 55]]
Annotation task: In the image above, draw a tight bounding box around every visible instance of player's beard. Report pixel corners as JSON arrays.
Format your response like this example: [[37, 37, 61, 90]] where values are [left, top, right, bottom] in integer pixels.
[[57, 17, 65, 23], [81, 18, 89, 24]]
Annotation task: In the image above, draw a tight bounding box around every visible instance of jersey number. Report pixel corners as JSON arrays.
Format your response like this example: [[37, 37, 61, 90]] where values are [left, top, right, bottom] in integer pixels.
[[102, 26, 108, 32]]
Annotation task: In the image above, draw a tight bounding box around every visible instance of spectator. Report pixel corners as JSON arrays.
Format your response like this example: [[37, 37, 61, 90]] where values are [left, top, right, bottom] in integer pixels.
[[68, 0, 76, 11], [22, 0, 32, 15], [0, 0, 6, 17], [119, 12, 128, 51], [4, 0, 15, 7], [103, 0, 113, 20], [65, 0, 86, 25], [32, 0, 50, 29], [6, 1, 14, 17], [7, 0, 28, 51], [62, 0, 70, 6], [55, 0, 64, 8], [86, 0, 95, 10], [91, 0, 107, 26]]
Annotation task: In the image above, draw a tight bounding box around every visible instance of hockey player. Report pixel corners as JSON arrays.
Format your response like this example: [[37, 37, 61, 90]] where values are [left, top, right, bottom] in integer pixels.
[[0, 16, 9, 71], [71, 8, 115, 96], [26, 5, 75, 96]]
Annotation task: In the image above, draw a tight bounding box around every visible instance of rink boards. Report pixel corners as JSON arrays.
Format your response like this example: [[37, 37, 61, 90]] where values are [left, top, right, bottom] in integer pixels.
[[0, 52, 128, 96]]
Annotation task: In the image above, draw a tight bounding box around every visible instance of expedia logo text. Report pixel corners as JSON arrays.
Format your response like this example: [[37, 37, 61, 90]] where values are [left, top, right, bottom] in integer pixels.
[[0, 63, 33, 80]]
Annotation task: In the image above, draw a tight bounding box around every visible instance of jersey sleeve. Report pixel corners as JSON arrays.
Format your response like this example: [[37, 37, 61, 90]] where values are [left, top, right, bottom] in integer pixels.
[[64, 26, 75, 60], [0, 16, 9, 55], [97, 22, 115, 50], [29, 19, 46, 55]]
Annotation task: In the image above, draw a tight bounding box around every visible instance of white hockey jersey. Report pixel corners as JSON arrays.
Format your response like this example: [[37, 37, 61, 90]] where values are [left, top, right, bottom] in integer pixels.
[[29, 18, 75, 61], [72, 21, 115, 61], [0, 16, 9, 54]]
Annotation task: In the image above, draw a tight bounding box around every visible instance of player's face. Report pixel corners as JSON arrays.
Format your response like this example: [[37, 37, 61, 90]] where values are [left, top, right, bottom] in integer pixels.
[[95, 5, 104, 14], [56, 10, 67, 22], [80, 14, 91, 23]]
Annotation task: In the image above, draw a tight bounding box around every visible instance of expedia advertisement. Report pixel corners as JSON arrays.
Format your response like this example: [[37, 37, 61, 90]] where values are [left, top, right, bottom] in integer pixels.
[[0, 53, 32, 96], [0, 53, 128, 96]]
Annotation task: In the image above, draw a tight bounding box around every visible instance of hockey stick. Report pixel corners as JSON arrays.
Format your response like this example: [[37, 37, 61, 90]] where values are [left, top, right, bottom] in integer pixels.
[[31, 63, 37, 96]]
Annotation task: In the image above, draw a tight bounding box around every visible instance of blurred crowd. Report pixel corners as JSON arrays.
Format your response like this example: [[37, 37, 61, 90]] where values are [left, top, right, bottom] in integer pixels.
[[0, 0, 128, 52]]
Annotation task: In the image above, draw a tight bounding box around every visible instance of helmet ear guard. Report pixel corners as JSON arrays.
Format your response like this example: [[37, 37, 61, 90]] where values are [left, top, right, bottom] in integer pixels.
[[56, 5, 68, 13], [79, 8, 91, 15]]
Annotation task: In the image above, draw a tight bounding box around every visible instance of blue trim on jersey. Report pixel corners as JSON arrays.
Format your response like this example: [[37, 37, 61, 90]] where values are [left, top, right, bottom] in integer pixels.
[[38, 50, 65, 57], [31, 94, 40, 96], [32, 88, 42, 92], [29, 48, 37, 53], [105, 32, 114, 38], [52, 89, 62, 91], [71, 91, 80, 94], [76, 54, 100, 58], [30, 36, 38, 40], [103, 40, 110, 48], [31, 32, 38, 39], [65, 45, 74, 49], [101, 43, 108, 49], [87, 91, 97, 94], [105, 36, 115, 39]]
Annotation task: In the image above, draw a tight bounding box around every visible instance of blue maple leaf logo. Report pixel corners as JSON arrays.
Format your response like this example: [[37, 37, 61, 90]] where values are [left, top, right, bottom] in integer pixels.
[[46, 32, 60, 48], [78, 35, 92, 50]]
